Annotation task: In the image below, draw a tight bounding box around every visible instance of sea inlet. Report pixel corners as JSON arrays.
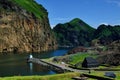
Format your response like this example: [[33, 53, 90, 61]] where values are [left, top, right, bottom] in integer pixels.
[[0, 48, 69, 77]]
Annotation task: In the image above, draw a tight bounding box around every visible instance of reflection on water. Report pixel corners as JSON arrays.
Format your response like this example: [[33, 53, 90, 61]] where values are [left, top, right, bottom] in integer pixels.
[[29, 63, 33, 75], [0, 48, 69, 77]]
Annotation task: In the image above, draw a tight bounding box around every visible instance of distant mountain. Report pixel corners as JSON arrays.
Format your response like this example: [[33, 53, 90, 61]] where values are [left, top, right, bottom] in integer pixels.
[[53, 18, 95, 47], [94, 24, 120, 45]]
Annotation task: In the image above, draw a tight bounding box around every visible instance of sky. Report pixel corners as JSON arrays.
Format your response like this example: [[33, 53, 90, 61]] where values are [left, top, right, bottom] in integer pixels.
[[35, 0, 120, 28]]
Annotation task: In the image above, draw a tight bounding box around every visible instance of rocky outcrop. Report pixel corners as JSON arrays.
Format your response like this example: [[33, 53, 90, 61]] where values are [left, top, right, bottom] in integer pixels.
[[0, 0, 57, 53], [97, 40, 120, 66], [97, 53, 120, 66], [68, 46, 87, 54]]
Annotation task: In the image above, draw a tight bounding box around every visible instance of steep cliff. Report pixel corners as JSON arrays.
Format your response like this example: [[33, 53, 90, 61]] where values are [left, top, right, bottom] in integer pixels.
[[0, 0, 57, 53]]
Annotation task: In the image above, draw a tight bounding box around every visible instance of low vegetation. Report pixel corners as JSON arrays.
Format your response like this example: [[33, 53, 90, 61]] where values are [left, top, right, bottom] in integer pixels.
[[50, 52, 98, 68], [89, 71, 120, 80], [12, 0, 47, 19], [0, 72, 79, 80], [69, 52, 97, 65], [0, 71, 119, 80], [46, 46, 120, 79]]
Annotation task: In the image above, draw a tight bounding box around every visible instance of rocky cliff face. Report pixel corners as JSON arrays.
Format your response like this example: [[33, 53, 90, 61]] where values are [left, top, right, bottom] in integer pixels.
[[0, 0, 57, 53]]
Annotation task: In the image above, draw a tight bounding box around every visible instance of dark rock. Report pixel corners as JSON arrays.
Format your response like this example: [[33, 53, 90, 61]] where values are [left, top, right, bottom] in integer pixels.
[[68, 46, 87, 54], [104, 72, 116, 78], [97, 40, 120, 66]]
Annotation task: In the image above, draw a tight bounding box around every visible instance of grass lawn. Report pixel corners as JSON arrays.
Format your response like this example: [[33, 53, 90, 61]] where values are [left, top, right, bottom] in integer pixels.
[[0, 72, 80, 80], [1, 71, 119, 80], [89, 71, 120, 80], [69, 52, 97, 65]]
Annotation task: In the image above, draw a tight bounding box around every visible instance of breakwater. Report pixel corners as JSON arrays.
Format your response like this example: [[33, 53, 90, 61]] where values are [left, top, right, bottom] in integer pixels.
[[28, 58, 84, 73]]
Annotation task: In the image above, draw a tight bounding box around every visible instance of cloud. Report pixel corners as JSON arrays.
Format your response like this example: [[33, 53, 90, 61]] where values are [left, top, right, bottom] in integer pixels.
[[107, 0, 120, 7], [50, 25, 56, 28], [99, 20, 120, 26], [99, 22, 109, 25]]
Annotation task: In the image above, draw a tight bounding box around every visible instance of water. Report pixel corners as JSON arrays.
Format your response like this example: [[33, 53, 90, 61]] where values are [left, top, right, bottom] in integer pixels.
[[0, 48, 69, 77]]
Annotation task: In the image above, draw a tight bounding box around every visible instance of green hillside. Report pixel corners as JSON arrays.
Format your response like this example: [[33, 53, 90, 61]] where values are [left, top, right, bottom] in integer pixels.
[[11, 0, 47, 19], [69, 18, 94, 32], [94, 24, 120, 44], [53, 18, 95, 47]]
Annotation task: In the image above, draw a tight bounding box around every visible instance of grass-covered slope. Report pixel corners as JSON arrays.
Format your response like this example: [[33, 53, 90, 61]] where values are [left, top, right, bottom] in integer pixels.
[[11, 0, 47, 19], [0, 72, 79, 80], [53, 18, 95, 47], [94, 24, 120, 44], [69, 18, 94, 32], [53, 19, 120, 47]]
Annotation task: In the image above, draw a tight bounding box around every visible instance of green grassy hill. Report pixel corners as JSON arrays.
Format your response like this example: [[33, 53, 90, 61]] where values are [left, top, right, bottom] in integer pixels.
[[11, 0, 47, 19], [69, 18, 94, 32], [94, 24, 120, 45], [53, 19, 120, 47], [53, 18, 95, 47], [0, 72, 79, 80]]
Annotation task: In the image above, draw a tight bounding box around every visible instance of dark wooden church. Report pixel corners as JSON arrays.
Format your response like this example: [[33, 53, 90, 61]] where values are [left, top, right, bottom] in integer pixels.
[[82, 57, 99, 68]]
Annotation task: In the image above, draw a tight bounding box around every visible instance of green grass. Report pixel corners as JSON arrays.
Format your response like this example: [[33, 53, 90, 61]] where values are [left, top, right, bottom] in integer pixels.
[[69, 18, 95, 32], [69, 52, 97, 65], [90, 71, 120, 80], [1, 71, 119, 80], [11, 0, 47, 19], [0, 72, 80, 80], [113, 66, 120, 69]]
